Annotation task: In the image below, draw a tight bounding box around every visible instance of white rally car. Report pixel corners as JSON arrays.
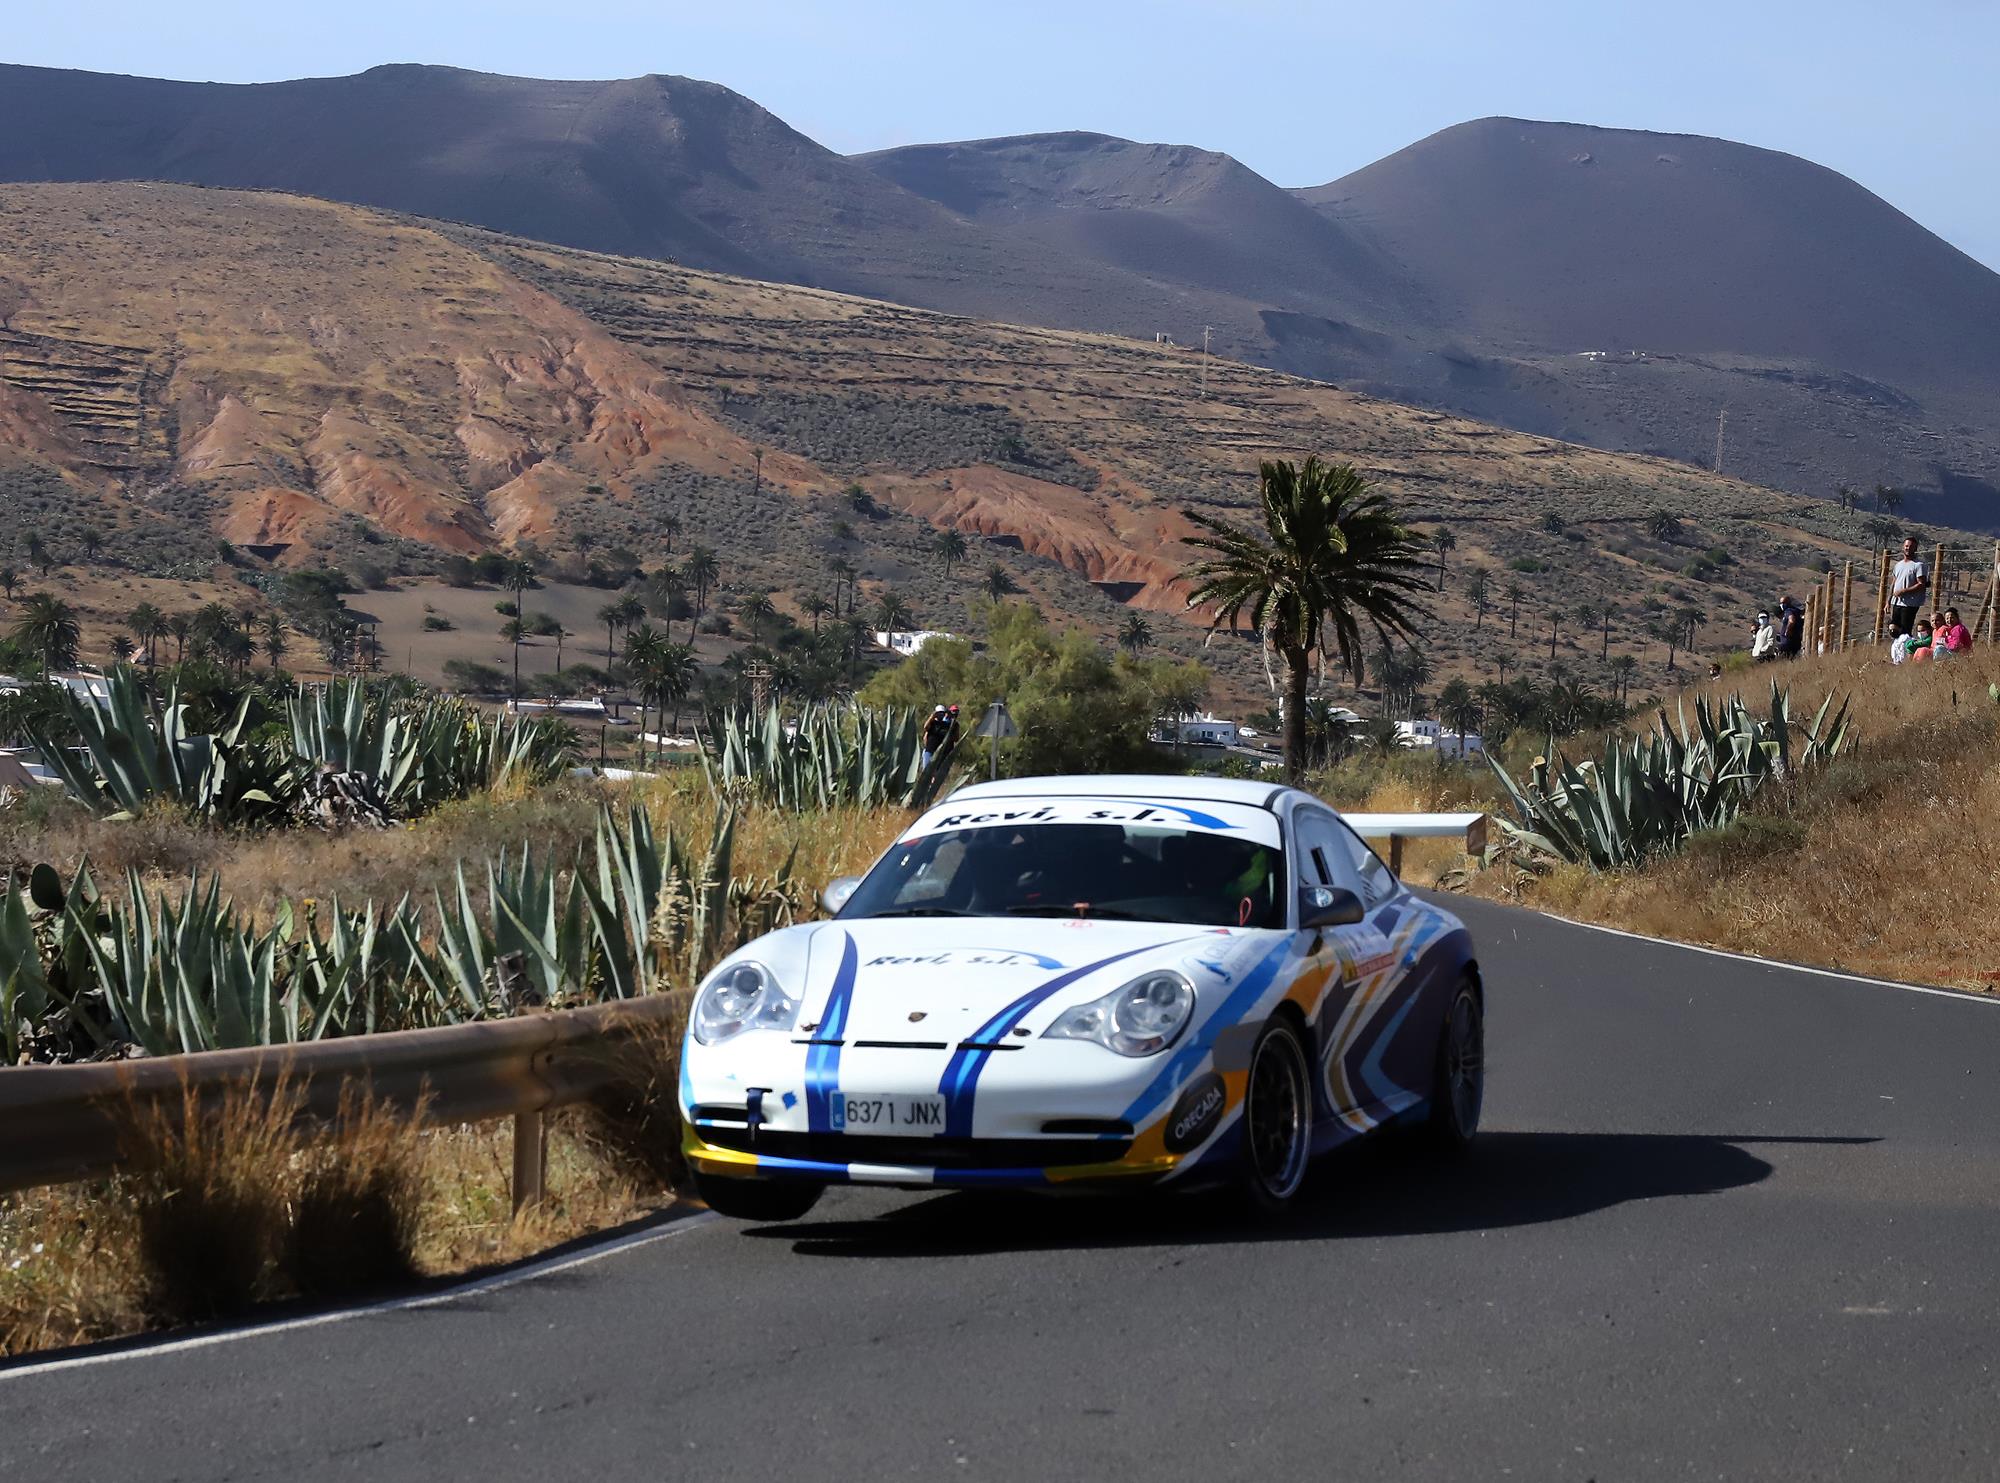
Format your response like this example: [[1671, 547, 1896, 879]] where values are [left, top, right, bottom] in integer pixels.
[[681, 776, 1484, 1220]]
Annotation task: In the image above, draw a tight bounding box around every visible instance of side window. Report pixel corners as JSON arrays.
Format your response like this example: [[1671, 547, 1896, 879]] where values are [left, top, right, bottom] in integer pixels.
[[1290, 809, 1354, 893], [1333, 820, 1398, 907]]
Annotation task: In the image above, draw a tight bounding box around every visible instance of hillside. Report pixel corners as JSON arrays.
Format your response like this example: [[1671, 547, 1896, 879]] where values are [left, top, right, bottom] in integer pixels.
[[5, 65, 1998, 521], [7, 180, 1981, 710]]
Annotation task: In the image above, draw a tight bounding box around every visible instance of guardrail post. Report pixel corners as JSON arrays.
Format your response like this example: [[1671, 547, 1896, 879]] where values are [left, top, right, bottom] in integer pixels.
[[512, 1109, 547, 1214]]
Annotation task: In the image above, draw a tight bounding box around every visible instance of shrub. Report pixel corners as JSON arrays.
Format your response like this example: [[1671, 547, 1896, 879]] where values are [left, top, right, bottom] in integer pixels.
[[422, 614, 454, 632]]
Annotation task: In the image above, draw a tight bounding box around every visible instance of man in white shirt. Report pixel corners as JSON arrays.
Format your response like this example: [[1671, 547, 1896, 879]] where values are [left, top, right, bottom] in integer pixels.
[[1889, 537, 1928, 638], [1750, 611, 1778, 660]]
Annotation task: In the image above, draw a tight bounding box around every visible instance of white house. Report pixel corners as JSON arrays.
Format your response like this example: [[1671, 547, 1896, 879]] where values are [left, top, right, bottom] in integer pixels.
[[874, 629, 955, 657], [1394, 719, 1485, 760]]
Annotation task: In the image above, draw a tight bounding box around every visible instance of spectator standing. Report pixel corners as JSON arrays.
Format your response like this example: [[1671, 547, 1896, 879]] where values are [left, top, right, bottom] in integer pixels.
[[1889, 538, 1929, 638], [921, 704, 952, 767], [1750, 611, 1779, 661], [1778, 598, 1804, 659]]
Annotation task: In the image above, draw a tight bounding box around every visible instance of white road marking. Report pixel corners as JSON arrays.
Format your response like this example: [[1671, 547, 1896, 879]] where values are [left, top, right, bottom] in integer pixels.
[[0, 1210, 718, 1383], [1534, 911, 2000, 1007]]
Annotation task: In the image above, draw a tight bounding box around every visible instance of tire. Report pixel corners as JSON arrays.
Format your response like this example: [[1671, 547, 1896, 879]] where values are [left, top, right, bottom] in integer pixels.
[[1423, 978, 1484, 1152], [1238, 1017, 1314, 1212], [693, 1171, 824, 1223]]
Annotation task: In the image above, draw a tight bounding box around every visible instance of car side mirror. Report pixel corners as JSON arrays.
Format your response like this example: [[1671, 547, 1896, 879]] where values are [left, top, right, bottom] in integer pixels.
[[1298, 885, 1365, 930], [821, 876, 862, 916]]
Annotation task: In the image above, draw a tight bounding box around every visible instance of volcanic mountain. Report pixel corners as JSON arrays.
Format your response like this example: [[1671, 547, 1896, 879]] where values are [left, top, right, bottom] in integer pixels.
[[2, 64, 1998, 521]]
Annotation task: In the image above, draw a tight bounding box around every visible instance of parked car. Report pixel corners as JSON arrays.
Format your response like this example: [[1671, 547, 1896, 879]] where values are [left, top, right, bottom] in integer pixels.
[[681, 775, 1485, 1220]]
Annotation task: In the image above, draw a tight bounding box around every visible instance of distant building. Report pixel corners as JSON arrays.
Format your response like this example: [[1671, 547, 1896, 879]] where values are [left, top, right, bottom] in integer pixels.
[[874, 629, 955, 657], [1394, 719, 1484, 760]]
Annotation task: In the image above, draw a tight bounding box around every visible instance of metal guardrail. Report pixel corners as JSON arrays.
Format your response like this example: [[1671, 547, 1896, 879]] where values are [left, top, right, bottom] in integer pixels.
[[0, 996, 681, 1207], [1342, 811, 1488, 874]]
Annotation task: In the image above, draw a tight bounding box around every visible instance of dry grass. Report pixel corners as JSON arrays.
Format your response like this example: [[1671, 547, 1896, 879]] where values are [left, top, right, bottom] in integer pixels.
[[1465, 648, 2000, 988]]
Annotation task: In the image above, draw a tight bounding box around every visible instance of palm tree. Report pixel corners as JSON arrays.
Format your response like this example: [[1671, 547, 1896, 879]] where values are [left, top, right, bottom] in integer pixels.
[[1874, 484, 1902, 518], [0, 567, 17, 600], [682, 547, 720, 625], [873, 591, 913, 637], [740, 591, 778, 636], [109, 633, 137, 664], [1835, 484, 1857, 514], [1438, 678, 1479, 739], [262, 624, 288, 671], [934, 529, 969, 580], [1598, 602, 1616, 660], [622, 623, 670, 763], [1546, 609, 1560, 660], [1504, 581, 1525, 639], [1431, 527, 1456, 591], [1118, 612, 1153, 656], [983, 563, 1019, 602], [597, 601, 625, 668], [1465, 569, 1491, 630], [79, 527, 104, 565], [167, 613, 192, 664], [660, 514, 682, 554], [127, 602, 165, 667], [828, 557, 856, 616], [1181, 457, 1431, 781], [506, 557, 536, 700], [1645, 510, 1683, 543], [13, 594, 81, 672], [1609, 654, 1639, 705], [552, 625, 569, 672], [644, 642, 699, 737], [801, 593, 832, 634]]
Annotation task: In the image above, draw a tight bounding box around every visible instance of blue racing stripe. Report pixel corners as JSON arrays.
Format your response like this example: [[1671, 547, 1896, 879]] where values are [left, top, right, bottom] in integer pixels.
[[1118, 935, 1293, 1126], [804, 933, 860, 1133], [937, 940, 1196, 1138]]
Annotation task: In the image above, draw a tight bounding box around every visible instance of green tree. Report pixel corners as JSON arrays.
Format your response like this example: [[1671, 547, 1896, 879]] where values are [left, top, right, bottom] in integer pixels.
[[623, 623, 670, 764], [860, 603, 1210, 778], [1438, 677, 1479, 739], [79, 527, 104, 564], [1465, 569, 1491, 630], [874, 590, 913, 635], [1504, 580, 1525, 639], [109, 633, 137, 664], [0, 567, 16, 600], [1645, 510, 1683, 543], [25, 534, 52, 577], [934, 528, 969, 579], [683, 547, 720, 625], [127, 602, 165, 667], [801, 592, 832, 634], [1431, 526, 1456, 591], [1180, 458, 1430, 781], [1117, 612, 1153, 656], [983, 563, 1020, 603], [12, 593, 80, 672]]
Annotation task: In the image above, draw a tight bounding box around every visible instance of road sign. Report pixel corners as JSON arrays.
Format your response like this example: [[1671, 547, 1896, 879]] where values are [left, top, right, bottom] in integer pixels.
[[974, 699, 1016, 780], [973, 700, 1017, 739]]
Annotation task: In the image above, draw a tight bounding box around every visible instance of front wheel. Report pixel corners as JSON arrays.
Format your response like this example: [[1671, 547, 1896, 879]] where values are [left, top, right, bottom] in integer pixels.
[[1238, 1017, 1314, 1213], [1423, 978, 1484, 1151], [693, 1171, 824, 1222]]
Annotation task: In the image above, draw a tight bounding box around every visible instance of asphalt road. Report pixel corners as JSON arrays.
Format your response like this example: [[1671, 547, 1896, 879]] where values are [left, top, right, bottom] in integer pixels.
[[6, 896, 2000, 1481]]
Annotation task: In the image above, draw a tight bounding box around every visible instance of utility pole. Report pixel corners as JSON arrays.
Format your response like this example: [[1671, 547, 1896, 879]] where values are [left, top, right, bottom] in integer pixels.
[[1199, 325, 1214, 396], [1714, 408, 1727, 475]]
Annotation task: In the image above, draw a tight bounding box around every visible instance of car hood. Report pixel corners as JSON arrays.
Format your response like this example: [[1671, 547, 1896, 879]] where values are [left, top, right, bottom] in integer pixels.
[[766, 917, 1277, 1044]]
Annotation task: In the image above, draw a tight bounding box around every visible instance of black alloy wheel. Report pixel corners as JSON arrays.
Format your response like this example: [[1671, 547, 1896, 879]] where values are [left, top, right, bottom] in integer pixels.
[[1240, 1018, 1313, 1211], [1424, 978, 1484, 1151]]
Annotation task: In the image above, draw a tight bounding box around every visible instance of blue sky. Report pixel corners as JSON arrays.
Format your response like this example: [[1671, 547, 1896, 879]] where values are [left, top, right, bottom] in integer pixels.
[[11, 0, 1998, 268]]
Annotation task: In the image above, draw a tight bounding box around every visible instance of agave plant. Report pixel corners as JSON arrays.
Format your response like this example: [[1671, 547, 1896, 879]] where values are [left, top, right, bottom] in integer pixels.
[[32, 668, 294, 823], [705, 703, 953, 811], [1488, 683, 1850, 870]]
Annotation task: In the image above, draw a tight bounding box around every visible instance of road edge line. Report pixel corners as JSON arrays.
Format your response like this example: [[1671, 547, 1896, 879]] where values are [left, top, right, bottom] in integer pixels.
[[1529, 909, 1999, 1006], [0, 1209, 719, 1383]]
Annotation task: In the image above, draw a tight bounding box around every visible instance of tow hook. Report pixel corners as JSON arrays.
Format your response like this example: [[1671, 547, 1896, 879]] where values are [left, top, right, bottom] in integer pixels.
[[745, 1088, 769, 1145]]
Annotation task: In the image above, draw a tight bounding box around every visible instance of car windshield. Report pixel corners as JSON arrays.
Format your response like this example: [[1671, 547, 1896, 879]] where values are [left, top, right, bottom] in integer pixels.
[[841, 821, 1288, 928]]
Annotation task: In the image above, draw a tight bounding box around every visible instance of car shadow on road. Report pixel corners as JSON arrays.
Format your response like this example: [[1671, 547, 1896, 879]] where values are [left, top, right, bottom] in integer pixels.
[[747, 1131, 1879, 1257]]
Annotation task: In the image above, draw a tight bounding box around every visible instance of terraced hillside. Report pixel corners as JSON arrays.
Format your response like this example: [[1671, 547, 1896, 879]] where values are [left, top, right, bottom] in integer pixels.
[[1, 181, 1983, 703]]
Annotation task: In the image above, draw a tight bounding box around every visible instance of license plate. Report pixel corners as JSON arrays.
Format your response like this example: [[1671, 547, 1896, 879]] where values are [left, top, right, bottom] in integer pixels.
[[832, 1093, 946, 1134]]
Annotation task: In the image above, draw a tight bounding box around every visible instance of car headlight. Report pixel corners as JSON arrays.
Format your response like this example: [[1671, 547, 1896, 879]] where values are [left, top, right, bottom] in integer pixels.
[[691, 961, 800, 1045], [1043, 971, 1195, 1056]]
